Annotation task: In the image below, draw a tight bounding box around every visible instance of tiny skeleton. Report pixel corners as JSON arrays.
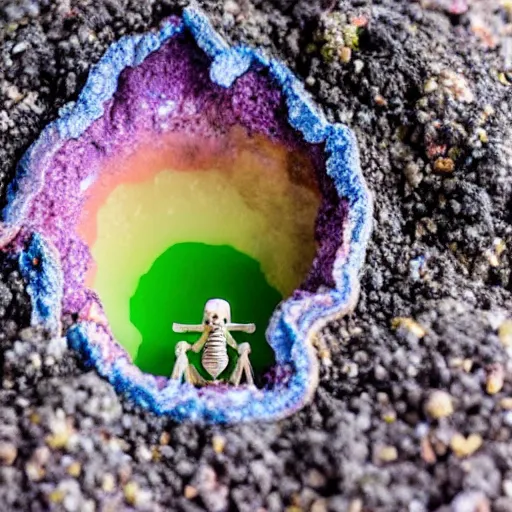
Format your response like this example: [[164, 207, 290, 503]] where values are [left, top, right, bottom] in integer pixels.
[[171, 299, 256, 386]]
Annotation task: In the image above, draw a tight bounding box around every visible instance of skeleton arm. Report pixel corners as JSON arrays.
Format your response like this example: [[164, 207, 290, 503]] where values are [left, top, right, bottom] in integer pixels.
[[173, 323, 204, 333], [190, 328, 210, 353], [225, 329, 239, 350], [172, 323, 211, 353], [225, 322, 256, 349], [226, 323, 256, 333]]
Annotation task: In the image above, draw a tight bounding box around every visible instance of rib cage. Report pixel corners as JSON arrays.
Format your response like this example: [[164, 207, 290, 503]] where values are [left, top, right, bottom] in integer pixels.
[[202, 325, 229, 378]]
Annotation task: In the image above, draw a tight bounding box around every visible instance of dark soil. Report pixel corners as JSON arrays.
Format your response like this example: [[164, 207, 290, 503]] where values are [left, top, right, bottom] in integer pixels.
[[1, 0, 512, 510]]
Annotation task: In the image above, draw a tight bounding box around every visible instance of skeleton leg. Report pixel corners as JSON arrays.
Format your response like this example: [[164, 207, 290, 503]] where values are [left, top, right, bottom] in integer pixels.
[[171, 341, 208, 386], [229, 342, 254, 386], [185, 365, 208, 386], [171, 341, 192, 381]]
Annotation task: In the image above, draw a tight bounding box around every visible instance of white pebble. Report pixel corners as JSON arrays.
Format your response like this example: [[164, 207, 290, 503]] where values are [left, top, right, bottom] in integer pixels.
[[12, 42, 29, 55]]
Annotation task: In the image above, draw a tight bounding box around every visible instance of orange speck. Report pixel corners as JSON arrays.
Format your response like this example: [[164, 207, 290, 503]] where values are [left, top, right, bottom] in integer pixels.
[[352, 16, 368, 28]]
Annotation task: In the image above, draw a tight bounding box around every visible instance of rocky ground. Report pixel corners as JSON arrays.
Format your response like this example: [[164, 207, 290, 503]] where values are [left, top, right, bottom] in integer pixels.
[[1, 0, 512, 510]]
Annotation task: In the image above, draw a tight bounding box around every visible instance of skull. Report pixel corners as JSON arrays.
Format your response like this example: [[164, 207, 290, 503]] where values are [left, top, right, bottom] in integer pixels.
[[203, 298, 231, 327]]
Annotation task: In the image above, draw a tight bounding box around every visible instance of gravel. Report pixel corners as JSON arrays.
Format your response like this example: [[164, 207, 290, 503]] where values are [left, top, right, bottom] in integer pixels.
[[1, 0, 512, 510]]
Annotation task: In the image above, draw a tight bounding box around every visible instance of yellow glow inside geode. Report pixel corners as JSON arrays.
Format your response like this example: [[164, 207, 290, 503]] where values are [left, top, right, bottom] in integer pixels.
[[78, 129, 321, 372]]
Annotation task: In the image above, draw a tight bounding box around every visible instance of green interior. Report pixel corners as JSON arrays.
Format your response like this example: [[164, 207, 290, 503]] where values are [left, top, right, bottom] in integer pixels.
[[131, 242, 282, 378]]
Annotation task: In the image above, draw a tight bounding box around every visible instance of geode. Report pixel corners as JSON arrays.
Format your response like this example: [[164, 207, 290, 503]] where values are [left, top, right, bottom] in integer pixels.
[[0, 7, 372, 424]]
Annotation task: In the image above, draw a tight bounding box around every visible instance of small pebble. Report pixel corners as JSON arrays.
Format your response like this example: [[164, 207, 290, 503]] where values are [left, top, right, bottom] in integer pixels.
[[25, 446, 49, 482], [310, 499, 328, 512], [212, 435, 226, 454], [49, 489, 65, 504], [499, 320, 512, 347], [424, 78, 439, 93], [382, 409, 396, 423], [348, 499, 363, 512], [374, 94, 388, 107], [12, 41, 29, 54], [425, 390, 454, 419], [66, 461, 81, 477], [392, 317, 426, 338], [376, 445, 398, 462], [434, 157, 455, 173], [504, 479, 512, 498], [450, 433, 483, 458], [0, 442, 17, 466], [124, 481, 139, 506], [159, 432, 170, 445], [223, 0, 240, 15], [486, 364, 504, 395], [339, 46, 352, 63], [136, 445, 152, 463], [306, 468, 327, 488], [404, 162, 423, 188], [102, 473, 115, 493], [452, 491, 490, 512], [184, 485, 198, 499], [421, 436, 437, 464], [439, 70, 475, 103], [463, 359, 473, 373]]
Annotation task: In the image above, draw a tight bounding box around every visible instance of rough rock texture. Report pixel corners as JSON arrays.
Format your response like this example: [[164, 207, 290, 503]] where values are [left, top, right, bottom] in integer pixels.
[[1, 0, 512, 510]]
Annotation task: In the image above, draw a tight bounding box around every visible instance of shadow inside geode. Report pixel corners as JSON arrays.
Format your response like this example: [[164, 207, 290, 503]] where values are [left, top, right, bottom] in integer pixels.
[[131, 242, 280, 379]]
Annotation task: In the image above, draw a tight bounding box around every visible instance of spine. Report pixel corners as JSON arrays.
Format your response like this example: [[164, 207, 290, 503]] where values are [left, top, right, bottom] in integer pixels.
[[202, 326, 229, 378]]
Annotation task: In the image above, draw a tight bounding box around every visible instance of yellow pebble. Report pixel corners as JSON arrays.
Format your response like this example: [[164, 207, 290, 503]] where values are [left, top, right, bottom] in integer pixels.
[[377, 445, 398, 462], [124, 481, 139, 506], [382, 410, 396, 423], [339, 46, 352, 63], [184, 485, 198, 499], [46, 432, 70, 450], [212, 435, 226, 454], [499, 320, 512, 347], [485, 249, 500, 267], [500, 397, 512, 410], [462, 359, 473, 373], [424, 78, 439, 94], [67, 461, 81, 477], [477, 128, 489, 144], [494, 238, 506, 256], [102, 473, 115, 493], [159, 432, 170, 445], [425, 390, 453, 419], [498, 72, 511, 86], [151, 446, 161, 462], [450, 433, 482, 458], [29, 412, 41, 425], [49, 490, 65, 504], [486, 364, 504, 395], [391, 317, 426, 338]]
